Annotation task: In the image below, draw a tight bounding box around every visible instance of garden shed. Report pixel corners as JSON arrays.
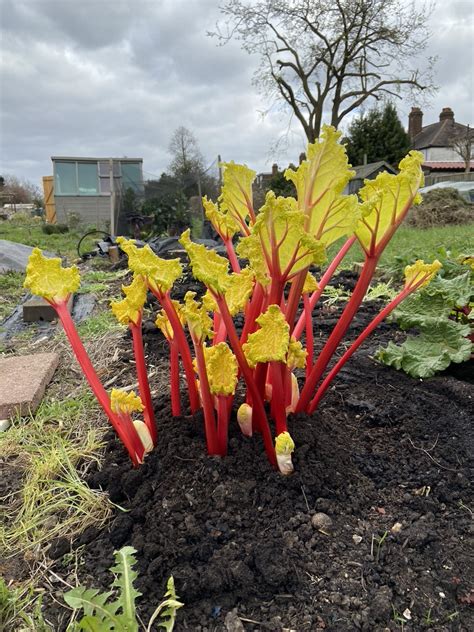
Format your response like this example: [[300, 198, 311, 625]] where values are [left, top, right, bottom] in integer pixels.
[[48, 156, 144, 233], [345, 160, 397, 194]]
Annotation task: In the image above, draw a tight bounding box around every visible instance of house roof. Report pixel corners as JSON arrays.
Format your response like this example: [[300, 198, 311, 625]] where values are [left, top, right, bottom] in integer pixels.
[[351, 161, 397, 180], [422, 161, 474, 170], [412, 119, 470, 150]]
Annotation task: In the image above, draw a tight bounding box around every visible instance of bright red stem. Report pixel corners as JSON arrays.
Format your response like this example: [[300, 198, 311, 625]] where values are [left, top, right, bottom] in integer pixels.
[[270, 362, 287, 435], [131, 319, 157, 444], [285, 270, 307, 332], [158, 292, 200, 413], [296, 256, 379, 412], [224, 238, 241, 273], [193, 340, 220, 455], [216, 395, 231, 456], [293, 236, 356, 340], [216, 296, 277, 468], [304, 294, 314, 379], [55, 301, 141, 466], [170, 340, 181, 416], [307, 286, 413, 413], [239, 282, 264, 345]]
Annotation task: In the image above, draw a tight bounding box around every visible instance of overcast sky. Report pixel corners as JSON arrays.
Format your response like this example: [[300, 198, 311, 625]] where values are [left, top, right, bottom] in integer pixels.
[[0, 0, 473, 187]]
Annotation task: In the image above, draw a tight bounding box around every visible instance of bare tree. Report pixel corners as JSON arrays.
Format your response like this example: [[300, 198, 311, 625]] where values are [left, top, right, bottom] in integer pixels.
[[1, 174, 43, 205], [168, 126, 205, 181], [211, 0, 436, 141], [451, 125, 473, 173]]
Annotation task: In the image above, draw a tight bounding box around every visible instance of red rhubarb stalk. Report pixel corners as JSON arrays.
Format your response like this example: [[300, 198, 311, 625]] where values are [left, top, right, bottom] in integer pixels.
[[293, 236, 356, 340], [130, 317, 157, 443], [296, 255, 379, 412], [170, 341, 181, 416], [224, 238, 241, 273], [55, 301, 143, 465], [158, 293, 200, 413], [304, 293, 314, 379], [216, 395, 231, 456], [193, 341, 220, 455], [269, 362, 288, 435]]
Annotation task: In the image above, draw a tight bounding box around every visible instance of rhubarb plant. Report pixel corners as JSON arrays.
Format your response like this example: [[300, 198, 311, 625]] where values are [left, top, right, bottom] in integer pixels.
[[26, 125, 446, 473]]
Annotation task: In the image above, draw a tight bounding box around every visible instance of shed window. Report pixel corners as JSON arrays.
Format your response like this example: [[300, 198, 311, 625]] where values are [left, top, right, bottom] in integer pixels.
[[121, 162, 143, 193], [78, 162, 99, 195], [55, 162, 77, 195]]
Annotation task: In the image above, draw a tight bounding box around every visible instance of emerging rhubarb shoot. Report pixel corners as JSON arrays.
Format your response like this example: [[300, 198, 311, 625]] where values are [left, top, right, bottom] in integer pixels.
[[275, 431, 295, 476]]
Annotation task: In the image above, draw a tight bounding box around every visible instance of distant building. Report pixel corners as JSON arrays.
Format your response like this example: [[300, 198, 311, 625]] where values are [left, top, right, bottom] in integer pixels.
[[48, 156, 144, 231], [408, 107, 473, 173], [346, 161, 398, 194]]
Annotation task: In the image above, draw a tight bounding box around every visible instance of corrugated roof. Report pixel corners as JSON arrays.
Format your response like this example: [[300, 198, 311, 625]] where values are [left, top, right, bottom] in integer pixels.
[[412, 119, 471, 149], [423, 161, 474, 170]]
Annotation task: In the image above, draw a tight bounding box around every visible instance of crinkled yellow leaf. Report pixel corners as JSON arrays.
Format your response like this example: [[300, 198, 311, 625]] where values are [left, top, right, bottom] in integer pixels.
[[203, 196, 239, 240], [203, 343, 238, 396], [110, 388, 144, 415], [110, 275, 147, 325], [301, 272, 319, 294], [24, 248, 80, 303], [404, 259, 442, 289], [285, 126, 360, 245], [236, 233, 271, 287], [356, 151, 424, 254], [219, 161, 256, 229], [275, 431, 295, 455], [179, 229, 230, 294], [183, 291, 213, 341], [287, 338, 307, 370], [250, 192, 326, 279], [117, 237, 182, 294], [243, 304, 290, 368], [202, 268, 254, 316]]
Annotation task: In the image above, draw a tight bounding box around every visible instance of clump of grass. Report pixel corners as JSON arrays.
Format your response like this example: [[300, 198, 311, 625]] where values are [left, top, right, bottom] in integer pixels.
[[0, 393, 113, 554], [76, 310, 124, 338], [0, 271, 26, 322], [0, 576, 52, 631]]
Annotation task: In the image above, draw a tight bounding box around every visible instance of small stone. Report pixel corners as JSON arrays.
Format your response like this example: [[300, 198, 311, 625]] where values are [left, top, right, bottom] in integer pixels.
[[311, 512, 333, 531], [0, 419, 11, 431], [352, 534, 363, 544], [402, 608, 412, 620], [391, 522, 403, 534]]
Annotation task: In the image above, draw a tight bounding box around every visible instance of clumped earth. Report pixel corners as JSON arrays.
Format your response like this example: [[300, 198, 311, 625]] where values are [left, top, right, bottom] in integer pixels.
[[45, 273, 473, 632], [406, 188, 473, 228]]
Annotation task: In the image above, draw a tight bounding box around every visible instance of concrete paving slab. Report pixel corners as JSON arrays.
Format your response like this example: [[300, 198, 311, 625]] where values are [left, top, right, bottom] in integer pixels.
[[0, 352, 60, 418], [23, 294, 74, 322]]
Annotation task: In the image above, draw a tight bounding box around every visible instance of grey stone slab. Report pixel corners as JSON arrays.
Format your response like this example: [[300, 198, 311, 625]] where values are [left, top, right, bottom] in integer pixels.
[[0, 352, 59, 418], [0, 239, 55, 273], [23, 294, 74, 322]]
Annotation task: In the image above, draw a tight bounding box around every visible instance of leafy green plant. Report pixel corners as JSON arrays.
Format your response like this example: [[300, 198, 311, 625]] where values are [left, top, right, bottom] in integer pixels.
[[377, 268, 473, 377], [64, 546, 182, 631]]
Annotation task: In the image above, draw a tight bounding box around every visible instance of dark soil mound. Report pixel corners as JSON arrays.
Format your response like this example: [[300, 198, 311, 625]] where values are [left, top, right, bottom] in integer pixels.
[[406, 188, 474, 228], [45, 295, 474, 631]]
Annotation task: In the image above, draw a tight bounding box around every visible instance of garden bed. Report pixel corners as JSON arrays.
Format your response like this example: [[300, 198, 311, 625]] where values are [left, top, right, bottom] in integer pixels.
[[43, 289, 473, 632]]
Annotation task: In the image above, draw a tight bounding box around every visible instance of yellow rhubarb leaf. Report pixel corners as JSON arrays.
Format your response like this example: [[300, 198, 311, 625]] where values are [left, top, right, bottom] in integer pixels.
[[179, 229, 230, 294], [285, 126, 360, 245], [251, 192, 326, 279], [301, 272, 319, 295], [356, 151, 424, 254], [110, 275, 148, 326], [243, 304, 290, 368], [219, 161, 256, 230], [24, 248, 80, 303], [202, 267, 254, 316], [203, 342, 238, 396], [203, 196, 239, 240], [182, 291, 213, 341], [110, 389, 144, 415], [404, 259, 442, 290], [117, 237, 182, 294], [287, 338, 307, 370], [236, 233, 271, 287]]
